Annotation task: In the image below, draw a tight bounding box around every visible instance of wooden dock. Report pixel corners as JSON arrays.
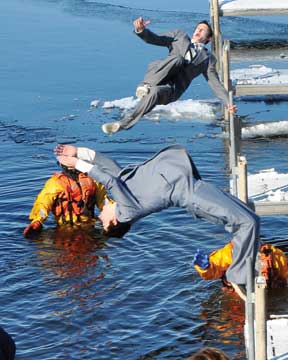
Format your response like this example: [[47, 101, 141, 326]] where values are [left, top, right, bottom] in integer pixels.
[[235, 84, 288, 97], [209, 1, 288, 358], [210, 0, 288, 97]]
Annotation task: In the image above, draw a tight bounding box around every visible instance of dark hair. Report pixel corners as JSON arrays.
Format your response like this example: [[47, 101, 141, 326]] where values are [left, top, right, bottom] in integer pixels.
[[189, 347, 229, 360], [60, 164, 81, 181], [0, 326, 16, 360], [103, 221, 131, 238], [196, 20, 213, 43]]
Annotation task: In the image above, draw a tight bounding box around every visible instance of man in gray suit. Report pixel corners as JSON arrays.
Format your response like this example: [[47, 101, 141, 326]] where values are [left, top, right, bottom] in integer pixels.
[[56, 143, 259, 289], [102, 17, 237, 134]]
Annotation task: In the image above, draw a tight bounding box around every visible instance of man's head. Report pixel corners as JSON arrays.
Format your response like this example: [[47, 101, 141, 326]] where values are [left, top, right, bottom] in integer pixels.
[[99, 201, 131, 238], [189, 346, 229, 360], [192, 21, 213, 44]]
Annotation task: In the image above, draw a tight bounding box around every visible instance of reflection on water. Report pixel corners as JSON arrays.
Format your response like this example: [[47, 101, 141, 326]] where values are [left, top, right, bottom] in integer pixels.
[[33, 226, 108, 279], [30, 226, 113, 319], [198, 288, 245, 356]]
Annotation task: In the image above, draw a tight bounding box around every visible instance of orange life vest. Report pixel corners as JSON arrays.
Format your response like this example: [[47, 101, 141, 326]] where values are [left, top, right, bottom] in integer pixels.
[[53, 173, 97, 225], [220, 243, 287, 290], [260, 244, 287, 288]]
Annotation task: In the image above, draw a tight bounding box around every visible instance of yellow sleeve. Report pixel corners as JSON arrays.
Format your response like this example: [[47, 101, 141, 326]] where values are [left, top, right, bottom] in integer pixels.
[[29, 176, 64, 224], [195, 242, 233, 280], [94, 181, 114, 210], [272, 246, 288, 280]]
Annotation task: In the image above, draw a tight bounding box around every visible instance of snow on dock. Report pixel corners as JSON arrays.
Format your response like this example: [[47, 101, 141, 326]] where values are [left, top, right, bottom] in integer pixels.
[[231, 65, 288, 96], [267, 317, 288, 360], [218, 0, 288, 16]]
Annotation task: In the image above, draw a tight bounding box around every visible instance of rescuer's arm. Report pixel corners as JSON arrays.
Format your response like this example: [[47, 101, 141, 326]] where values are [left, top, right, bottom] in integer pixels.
[[193, 243, 233, 280], [23, 176, 62, 237]]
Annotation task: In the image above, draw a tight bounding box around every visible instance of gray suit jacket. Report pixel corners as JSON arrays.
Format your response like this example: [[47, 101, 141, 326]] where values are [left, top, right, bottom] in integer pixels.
[[83, 145, 259, 286], [88, 145, 199, 223], [136, 28, 229, 105]]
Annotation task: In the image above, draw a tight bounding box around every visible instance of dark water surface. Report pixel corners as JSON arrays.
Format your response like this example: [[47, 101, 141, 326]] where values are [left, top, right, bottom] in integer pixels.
[[1, 0, 288, 359]]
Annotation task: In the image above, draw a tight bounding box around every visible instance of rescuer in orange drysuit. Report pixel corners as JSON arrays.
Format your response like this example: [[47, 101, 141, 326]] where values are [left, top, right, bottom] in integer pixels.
[[23, 165, 112, 237], [193, 242, 288, 289]]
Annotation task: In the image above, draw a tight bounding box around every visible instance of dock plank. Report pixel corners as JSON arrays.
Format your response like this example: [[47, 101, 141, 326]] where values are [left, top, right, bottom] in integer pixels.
[[235, 84, 288, 96], [251, 201, 288, 215]]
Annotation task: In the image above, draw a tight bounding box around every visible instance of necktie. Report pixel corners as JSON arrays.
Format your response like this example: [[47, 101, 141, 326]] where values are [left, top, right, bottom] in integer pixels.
[[185, 43, 200, 63]]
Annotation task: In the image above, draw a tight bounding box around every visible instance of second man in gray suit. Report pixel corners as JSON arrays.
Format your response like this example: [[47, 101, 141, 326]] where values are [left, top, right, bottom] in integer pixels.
[[102, 17, 237, 134], [56, 143, 259, 291]]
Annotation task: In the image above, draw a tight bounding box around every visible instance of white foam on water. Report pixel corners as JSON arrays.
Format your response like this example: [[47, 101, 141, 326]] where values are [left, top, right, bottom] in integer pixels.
[[242, 120, 288, 139]]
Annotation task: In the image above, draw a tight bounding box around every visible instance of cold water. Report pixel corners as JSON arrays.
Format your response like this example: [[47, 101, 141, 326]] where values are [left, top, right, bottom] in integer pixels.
[[0, 0, 288, 359]]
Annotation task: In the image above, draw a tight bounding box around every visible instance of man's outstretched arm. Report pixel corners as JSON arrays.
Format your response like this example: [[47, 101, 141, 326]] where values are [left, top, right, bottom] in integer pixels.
[[203, 56, 237, 114], [133, 16, 177, 48], [57, 151, 142, 223], [55, 144, 122, 176]]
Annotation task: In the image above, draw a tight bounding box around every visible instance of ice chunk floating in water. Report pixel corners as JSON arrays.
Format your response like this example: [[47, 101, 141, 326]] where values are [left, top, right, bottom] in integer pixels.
[[90, 99, 100, 107], [102, 96, 137, 110], [242, 120, 288, 139], [97, 96, 218, 121], [148, 99, 218, 121]]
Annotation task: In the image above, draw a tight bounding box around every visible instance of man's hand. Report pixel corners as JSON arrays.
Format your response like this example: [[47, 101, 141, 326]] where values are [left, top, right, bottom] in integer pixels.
[[23, 221, 42, 237], [226, 104, 237, 114], [133, 17, 151, 33], [54, 144, 77, 157], [193, 249, 210, 269], [57, 155, 77, 168]]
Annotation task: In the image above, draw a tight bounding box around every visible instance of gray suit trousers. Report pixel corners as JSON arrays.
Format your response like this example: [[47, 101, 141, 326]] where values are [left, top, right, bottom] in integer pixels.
[[119, 55, 184, 130], [189, 180, 260, 285]]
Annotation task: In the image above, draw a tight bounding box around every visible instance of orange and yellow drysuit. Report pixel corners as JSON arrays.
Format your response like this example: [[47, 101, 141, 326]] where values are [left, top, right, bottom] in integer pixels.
[[194, 242, 288, 288], [28, 172, 111, 226]]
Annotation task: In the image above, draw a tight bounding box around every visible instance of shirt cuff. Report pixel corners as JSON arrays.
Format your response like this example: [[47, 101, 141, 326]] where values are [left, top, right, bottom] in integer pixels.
[[75, 159, 94, 174], [77, 147, 96, 162]]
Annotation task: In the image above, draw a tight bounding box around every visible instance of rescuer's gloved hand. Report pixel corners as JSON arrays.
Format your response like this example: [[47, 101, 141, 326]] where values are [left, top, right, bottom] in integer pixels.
[[23, 221, 43, 237], [193, 249, 210, 269]]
